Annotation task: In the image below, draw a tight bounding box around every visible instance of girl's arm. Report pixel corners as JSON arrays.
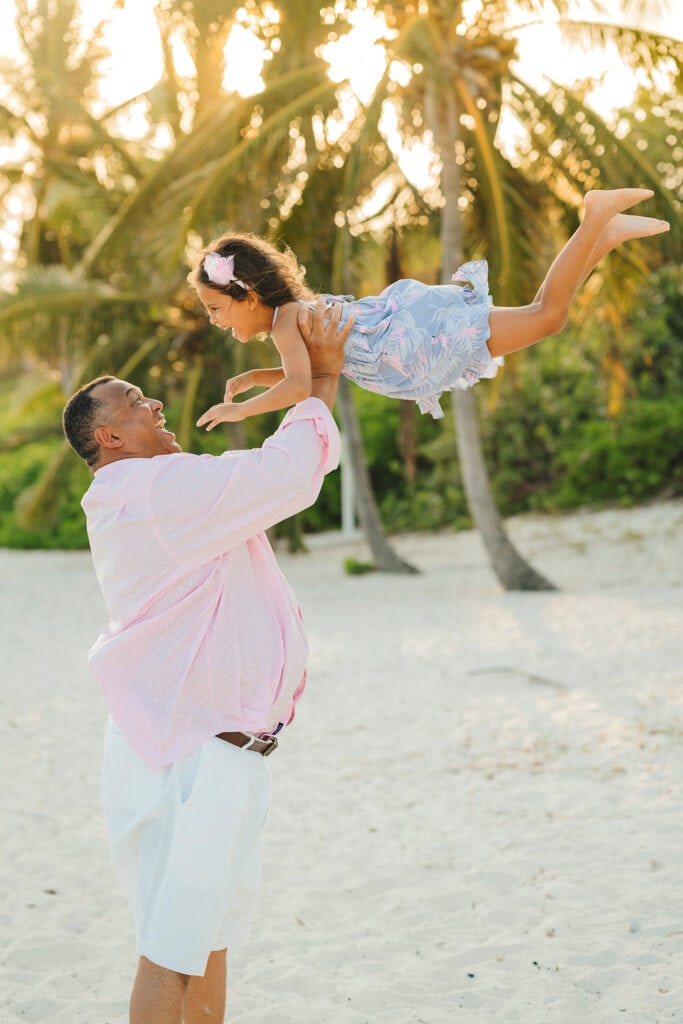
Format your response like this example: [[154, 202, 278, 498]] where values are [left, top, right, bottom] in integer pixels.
[[225, 367, 285, 401], [237, 303, 311, 415], [197, 304, 311, 429]]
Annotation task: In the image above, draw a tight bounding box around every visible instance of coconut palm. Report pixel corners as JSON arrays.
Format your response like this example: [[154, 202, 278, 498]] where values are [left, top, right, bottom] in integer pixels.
[[324, 0, 681, 588], [1, 0, 344, 367], [0, 0, 142, 272], [2, 0, 680, 563], [79, 0, 418, 569], [0, 0, 171, 397], [0, 0, 359, 540]]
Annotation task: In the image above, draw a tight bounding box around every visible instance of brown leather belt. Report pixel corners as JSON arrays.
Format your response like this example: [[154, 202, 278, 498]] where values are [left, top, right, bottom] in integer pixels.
[[215, 731, 279, 756]]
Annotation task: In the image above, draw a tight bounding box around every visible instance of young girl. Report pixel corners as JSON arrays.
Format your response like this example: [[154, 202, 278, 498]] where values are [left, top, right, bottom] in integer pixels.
[[191, 188, 669, 429]]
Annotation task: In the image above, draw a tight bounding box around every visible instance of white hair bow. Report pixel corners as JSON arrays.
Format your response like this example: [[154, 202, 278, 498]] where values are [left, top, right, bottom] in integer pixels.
[[204, 252, 248, 289]]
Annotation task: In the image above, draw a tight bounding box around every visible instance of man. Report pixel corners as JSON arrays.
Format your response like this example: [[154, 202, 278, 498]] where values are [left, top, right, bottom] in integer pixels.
[[62, 300, 353, 1023]]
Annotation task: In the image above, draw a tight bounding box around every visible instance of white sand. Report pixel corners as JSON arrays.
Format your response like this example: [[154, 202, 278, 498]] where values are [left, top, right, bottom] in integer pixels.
[[1, 500, 682, 1023]]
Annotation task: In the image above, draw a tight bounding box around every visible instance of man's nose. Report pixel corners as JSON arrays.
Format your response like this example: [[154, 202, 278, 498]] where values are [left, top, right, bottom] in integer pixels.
[[151, 398, 163, 412]]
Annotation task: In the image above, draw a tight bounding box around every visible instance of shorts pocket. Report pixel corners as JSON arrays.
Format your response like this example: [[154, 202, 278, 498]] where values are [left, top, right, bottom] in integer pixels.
[[177, 744, 205, 805]]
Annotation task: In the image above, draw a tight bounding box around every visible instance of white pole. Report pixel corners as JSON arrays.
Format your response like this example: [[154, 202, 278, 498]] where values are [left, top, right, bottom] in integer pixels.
[[340, 431, 358, 537]]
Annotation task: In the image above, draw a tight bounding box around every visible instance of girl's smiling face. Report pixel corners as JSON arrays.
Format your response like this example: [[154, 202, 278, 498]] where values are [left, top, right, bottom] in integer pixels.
[[197, 283, 268, 342]]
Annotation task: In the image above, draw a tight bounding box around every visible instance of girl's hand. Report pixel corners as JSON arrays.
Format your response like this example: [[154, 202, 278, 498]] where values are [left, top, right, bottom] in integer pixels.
[[196, 402, 246, 430], [224, 371, 255, 401]]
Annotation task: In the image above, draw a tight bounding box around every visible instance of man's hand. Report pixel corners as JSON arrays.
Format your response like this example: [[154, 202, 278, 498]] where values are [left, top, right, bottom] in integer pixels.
[[196, 401, 246, 431], [297, 298, 354, 412], [298, 298, 354, 379]]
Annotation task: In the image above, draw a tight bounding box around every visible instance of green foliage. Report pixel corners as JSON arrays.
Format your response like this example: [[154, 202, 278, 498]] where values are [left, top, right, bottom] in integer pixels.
[[0, 374, 66, 446], [625, 266, 683, 400], [343, 557, 376, 575], [480, 341, 608, 513], [1, 1, 682, 550], [1, 258, 682, 549], [540, 396, 683, 509], [0, 439, 90, 548], [377, 416, 473, 532]]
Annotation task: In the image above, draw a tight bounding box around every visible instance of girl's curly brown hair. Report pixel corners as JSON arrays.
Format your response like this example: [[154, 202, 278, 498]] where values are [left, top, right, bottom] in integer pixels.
[[188, 232, 314, 307]]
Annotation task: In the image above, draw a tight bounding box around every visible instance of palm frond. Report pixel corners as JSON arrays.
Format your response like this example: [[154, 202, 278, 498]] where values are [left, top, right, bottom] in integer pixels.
[[451, 76, 512, 296], [14, 440, 73, 531], [0, 267, 146, 330], [168, 80, 342, 260], [554, 19, 682, 78], [174, 353, 204, 451], [115, 336, 164, 383], [508, 72, 682, 233], [78, 64, 334, 280]]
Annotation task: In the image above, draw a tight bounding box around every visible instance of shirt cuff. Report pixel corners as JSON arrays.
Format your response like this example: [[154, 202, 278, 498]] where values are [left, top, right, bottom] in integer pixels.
[[280, 397, 341, 474]]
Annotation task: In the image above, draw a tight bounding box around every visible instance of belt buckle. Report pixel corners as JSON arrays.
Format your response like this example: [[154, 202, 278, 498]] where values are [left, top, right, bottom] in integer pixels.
[[242, 732, 279, 756], [260, 735, 279, 757]]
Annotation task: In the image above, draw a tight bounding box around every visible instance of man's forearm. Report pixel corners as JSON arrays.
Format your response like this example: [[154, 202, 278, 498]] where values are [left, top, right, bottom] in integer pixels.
[[310, 372, 341, 412]]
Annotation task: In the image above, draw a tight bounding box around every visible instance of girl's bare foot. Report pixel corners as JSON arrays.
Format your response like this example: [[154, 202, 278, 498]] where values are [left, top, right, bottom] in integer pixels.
[[598, 213, 670, 255], [584, 187, 655, 223]]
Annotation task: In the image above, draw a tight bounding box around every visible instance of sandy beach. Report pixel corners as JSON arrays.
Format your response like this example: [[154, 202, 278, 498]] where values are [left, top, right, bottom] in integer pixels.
[[1, 499, 682, 1024]]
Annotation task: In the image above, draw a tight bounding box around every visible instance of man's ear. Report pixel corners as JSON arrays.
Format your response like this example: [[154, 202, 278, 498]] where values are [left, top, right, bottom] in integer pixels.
[[94, 425, 125, 451]]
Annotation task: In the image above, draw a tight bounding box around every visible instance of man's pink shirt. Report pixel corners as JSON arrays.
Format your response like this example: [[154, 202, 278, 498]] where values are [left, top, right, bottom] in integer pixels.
[[82, 398, 340, 770]]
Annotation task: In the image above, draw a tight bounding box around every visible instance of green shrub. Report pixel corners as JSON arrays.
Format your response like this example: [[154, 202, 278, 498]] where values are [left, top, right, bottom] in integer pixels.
[[626, 266, 683, 400], [1, 263, 681, 548], [0, 440, 90, 549], [540, 396, 683, 509], [343, 557, 376, 575]]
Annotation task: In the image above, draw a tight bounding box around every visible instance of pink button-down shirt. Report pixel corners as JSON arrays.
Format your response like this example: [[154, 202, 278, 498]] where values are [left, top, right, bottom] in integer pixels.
[[82, 398, 340, 770]]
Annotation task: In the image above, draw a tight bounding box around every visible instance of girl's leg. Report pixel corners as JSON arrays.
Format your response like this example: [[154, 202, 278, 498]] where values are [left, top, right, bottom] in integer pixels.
[[487, 189, 669, 358], [530, 212, 667, 305]]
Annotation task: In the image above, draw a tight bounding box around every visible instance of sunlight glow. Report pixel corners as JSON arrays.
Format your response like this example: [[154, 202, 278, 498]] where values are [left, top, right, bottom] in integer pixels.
[[223, 24, 270, 97], [1, 0, 678, 121], [84, 0, 163, 112], [321, 6, 394, 104], [514, 21, 639, 121], [379, 102, 441, 195]]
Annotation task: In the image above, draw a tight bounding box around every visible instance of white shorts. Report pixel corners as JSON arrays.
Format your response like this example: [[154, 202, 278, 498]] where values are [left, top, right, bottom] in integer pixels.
[[101, 718, 272, 976]]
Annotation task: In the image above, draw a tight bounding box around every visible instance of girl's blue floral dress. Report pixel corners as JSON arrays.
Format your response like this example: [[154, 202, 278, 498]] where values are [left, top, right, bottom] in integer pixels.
[[323, 260, 501, 419]]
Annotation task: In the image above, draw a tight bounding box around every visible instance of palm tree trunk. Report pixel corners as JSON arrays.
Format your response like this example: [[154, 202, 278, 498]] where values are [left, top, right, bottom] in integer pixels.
[[285, 514, 307, 554], [388, 230, 417, 483], [452, 389, 556, 589], [399, 401, 417, 484], [336, 377, 417, 574], [333, 223, 417, 573], [176, 353, 204, 452], [436, 92, 556, 591]]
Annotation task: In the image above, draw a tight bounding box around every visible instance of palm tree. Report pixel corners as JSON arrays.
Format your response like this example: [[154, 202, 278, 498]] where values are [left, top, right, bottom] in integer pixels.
[[325, 0, 681, 588], [0, 0, 167, 399], [2, 0, 680, 559], [0, 0, 140, 272], [152, 0, 419, 570], [331, 224, 418, 573], [0, 1, 359, 541]]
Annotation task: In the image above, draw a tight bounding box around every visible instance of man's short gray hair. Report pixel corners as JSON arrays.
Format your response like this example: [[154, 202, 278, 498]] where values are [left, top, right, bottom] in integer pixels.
[[62, 376, 116, 467]]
